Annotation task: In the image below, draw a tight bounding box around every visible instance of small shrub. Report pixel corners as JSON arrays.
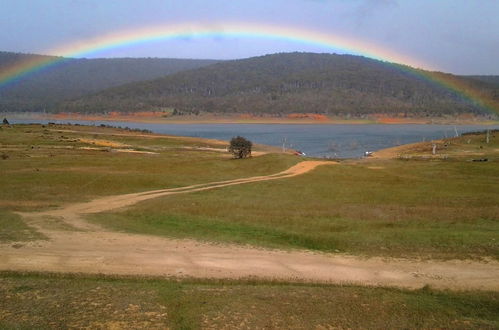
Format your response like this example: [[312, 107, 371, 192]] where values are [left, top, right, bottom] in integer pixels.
[[229, 136, 252, 159]]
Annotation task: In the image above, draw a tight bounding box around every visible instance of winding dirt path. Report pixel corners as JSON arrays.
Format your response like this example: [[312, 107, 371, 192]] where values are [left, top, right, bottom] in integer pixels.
[[1, 161, 498, 291], [31, 161, 330, 220]]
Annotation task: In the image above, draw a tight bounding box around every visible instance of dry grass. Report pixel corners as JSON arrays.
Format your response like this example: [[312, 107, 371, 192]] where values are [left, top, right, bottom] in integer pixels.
[[374, 129, 499, 160], [1, 272, 498, 329], [1, 125, 498, 328], [0, 124, 299, 211]]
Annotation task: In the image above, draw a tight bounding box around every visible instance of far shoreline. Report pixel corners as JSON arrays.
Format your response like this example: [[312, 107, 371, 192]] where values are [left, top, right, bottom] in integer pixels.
[[3, 111, 498, 126]]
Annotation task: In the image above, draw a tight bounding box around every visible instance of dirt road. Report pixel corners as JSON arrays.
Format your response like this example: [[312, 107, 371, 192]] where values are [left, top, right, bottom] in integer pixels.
[[1, 161, 498, 291]]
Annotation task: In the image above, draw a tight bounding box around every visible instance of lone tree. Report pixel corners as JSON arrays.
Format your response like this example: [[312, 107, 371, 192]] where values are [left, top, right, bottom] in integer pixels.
[[229, 136, 252, 159], [2, 118, 9, 125]]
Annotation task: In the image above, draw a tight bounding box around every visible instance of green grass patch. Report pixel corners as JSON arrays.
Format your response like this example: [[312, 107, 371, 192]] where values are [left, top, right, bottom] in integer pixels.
[[91, 159, 499, 259], [91, 212, 498, 259], [0, 210, 46, 242], [0, 272, 498, 329]]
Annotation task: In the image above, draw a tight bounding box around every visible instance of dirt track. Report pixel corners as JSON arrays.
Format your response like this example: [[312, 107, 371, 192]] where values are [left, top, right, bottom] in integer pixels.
[[32, 161, 331, 218], [1, 161, 498, 291]]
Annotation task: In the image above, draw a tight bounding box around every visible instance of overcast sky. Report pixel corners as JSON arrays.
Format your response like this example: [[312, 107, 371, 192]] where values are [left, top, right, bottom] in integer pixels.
[[1, 0, 498, 75]]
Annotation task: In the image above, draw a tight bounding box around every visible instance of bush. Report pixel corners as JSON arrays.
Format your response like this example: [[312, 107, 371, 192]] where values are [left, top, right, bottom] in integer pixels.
[[229, 136, 252, 159]]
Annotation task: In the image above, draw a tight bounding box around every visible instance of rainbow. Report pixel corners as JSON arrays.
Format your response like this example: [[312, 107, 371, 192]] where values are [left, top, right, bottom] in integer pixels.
[[1, 22, 497, 113]]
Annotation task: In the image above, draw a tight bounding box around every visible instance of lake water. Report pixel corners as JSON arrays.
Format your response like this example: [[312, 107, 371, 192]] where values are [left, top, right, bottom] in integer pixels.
[[7, 118, 498, 158]]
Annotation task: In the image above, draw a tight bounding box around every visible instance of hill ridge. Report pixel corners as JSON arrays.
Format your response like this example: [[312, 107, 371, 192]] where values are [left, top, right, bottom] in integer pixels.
[[58, 52, 499, 117], [0, 51, 220, 112]]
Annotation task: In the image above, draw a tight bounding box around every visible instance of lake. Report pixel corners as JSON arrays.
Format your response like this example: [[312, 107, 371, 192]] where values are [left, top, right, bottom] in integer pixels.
[[7, 118, 498, 158]]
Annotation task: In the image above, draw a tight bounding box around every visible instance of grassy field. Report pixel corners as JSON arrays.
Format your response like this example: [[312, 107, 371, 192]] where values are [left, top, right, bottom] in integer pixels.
[[1, 124, 498, 328], [2, 124, 498, 259], [1, 272, 498, 329], [0, 124, 299, 212], [90, 133, 499, 260]]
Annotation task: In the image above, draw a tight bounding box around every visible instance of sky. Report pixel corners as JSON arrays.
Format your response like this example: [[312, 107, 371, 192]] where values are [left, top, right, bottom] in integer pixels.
[[1, 0, 498, 75]]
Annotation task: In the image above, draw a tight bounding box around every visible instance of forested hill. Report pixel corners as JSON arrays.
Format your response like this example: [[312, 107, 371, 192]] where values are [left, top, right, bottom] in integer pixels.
[[57, 52, 498, 117], [467, 75, 499, 87], [0, 51, 219, 111]]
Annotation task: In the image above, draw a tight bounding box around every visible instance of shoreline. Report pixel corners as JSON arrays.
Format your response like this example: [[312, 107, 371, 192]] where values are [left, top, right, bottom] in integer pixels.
[[3, 112, 499, 126]]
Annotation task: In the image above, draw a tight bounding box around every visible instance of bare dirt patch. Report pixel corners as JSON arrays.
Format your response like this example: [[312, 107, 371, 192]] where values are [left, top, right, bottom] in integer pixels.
[[78, 138, 130, 148], [112, 149, 159, 155]]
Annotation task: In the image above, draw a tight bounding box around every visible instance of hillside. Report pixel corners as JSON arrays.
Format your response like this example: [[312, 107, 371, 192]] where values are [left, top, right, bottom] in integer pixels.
[[59, 52, 499, 117], [0, 51, 219, 112], [467, 75, 499, 86]]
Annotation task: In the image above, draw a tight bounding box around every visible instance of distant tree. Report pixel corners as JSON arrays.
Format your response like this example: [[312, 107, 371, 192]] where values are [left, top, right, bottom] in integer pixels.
[[229, 136, 252, 159], [2, 118, 9, 125]]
